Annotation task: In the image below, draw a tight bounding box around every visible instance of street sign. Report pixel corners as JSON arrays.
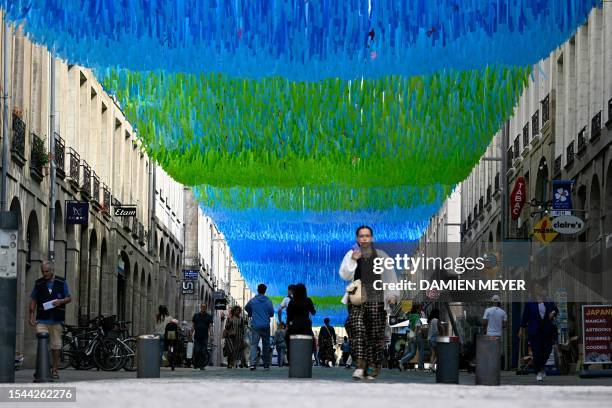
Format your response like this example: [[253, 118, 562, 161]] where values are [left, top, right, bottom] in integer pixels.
[[582, 305, 612, 365], [532, 216, 558, 243], [551, 215, 585, 234], [510, 177, 526, 220], [213, 290, 225, 300], [65, 201, 89, 225], [113, 205, 137, 217], [182, 269, 198, 280], [181, 281, 195, 295], [552, 180, 573, 210], [214, 297, 227, 310]]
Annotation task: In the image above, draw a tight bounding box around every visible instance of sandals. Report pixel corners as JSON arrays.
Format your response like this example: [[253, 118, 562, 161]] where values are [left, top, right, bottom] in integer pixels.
[[51, 369, 60, 379]]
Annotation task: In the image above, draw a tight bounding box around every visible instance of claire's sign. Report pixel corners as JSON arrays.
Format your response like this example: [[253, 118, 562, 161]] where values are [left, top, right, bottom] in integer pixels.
[[552, 215, 585, 234], [510, 176, 526, 220]]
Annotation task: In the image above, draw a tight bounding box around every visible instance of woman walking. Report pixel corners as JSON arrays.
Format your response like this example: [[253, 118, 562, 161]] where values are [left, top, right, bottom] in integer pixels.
[[154, 305, 174, 364], [286, 283, 316, 362], [318, 318, 337, 367], [223, 305, 246, 368]]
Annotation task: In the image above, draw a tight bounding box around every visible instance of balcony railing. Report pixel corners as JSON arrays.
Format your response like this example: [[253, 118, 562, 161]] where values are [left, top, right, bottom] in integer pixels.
[[532, 110, 540, 136], [138, 222, 146, 245], [81, 160, 91, 197], [486, 186, 492, 204], [494, 172, 500, 192], [522, 123, 529, 147], [478, 196, 484, 216], [473, 204, 478, 219], [131, 217, 139, 238], [29, 133, 45, 182], [513, 135, 520, 159], [590, 111, 601, 141], [11, 114, 26, 165], [607, 98, 612, 128], [577, 127, 586, 155], [541, 94, 550, 125], [554, 155, 562, 177], [92, 170, 100, 203], [102, 184, 111, 214], [122, 214, 131, 231], [68, 147, 80, 182], [54, 133, 65, 178], [565, 141, 575, 168], [506, 147, 513, 169]]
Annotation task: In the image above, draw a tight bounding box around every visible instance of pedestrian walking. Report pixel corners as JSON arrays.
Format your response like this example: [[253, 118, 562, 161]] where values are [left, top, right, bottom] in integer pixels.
[[192, 303, 213, 370], [245, 283, 275, 370], [223, 305, 246, 368], [29, 261, 72, 380], [340, 336, 351, 367], [164, 318, 180, 370], [155, 305, 174, 365], [427, 309, 442, 372], [519, 281, 559, 381], [286, 283, 316, 363], [398, 304, 422, 370], [339, 225, 399, 380], [318, 317, 337, 367], [277, 284, 295, 324], [274, 323, 288, 367], [483, 295, 508, 337]]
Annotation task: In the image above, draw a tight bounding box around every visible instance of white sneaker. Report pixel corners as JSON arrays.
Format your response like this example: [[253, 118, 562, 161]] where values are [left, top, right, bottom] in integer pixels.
[[536, 373, 543, 381], [352, 368, 365, 380], [541, 371, 546, 378], [328, 361, 333, 367]]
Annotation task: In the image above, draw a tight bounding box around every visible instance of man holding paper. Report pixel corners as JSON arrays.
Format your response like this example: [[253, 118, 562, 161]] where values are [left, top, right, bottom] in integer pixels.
[[29, 261, 72, 379]]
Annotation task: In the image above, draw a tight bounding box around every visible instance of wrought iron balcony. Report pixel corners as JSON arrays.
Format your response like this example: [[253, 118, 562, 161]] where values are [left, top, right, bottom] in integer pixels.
[[522, 123, 529, 147], [506, 147, 513, 169], [29, 133, 46, 182], [577, 127, 586, 155], [102, 184, 111, 214], [131, 217, 139, 238], [541, 94, 550, 125], [478, 196, 484, 217], [532, 110, 539, 136], [590, 111, 601, 141], [122, 214, 131, 231], [138, 222, 146, 246], [486, 186, 492, 204], [554, 155, 562, 177], [513, 135, 520, 159], [81, 160, 91, 197], [565, 141, 574, 168], [92, 170, 100, 204], [607, 98, 612, 128], [67, 147, 80, 183], [494, 173, 500, 192], [11, 114, 26, 165], [54, 133, 65, 178]]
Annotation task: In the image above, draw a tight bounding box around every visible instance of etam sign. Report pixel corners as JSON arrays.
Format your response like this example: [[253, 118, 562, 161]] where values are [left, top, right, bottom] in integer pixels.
[[552, 215, 585, 234], [113, 206, 137, 217]]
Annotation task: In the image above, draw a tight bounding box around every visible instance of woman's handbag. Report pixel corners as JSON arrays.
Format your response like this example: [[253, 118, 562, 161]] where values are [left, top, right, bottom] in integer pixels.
[[346, 279, 365, 306]]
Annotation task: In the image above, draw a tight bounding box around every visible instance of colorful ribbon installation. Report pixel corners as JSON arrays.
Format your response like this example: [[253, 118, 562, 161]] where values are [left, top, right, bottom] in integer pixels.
[[1, 0, 598, 324], [0, 0, 599, 80]]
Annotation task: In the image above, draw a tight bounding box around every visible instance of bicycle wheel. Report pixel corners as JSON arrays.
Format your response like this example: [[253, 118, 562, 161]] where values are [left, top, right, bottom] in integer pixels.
[[122, 338, 138, 372], [93, 338, 125, 371], [58, 337, 73, 370]]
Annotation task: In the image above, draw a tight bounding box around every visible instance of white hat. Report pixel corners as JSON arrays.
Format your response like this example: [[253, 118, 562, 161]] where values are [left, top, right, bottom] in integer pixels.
[[491, 295, 501, 303]]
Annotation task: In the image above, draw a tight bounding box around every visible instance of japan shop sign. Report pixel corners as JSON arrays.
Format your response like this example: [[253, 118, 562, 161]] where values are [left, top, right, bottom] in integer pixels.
[[552, 180, 574, 210], [113, 205, 137, 217], [65, 201, 89, 225], [582, 305, 612, 365], [510, 176, 526, 220], [551, 215, 585, 234]]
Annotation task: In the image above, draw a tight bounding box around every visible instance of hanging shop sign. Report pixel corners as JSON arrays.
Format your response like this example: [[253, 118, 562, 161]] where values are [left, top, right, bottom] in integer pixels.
[[113, 205, 137, 217], [510, 176, 526, 220], [551, 215, 585, 234], [213, 290, 227, 310], [65, 201, 89, 225], [552, 180, 573, 210], [181, 280, 196, 295], [532, 216, 558, 243], [182, 269, 199, 280], [582, 305, 612, 365]]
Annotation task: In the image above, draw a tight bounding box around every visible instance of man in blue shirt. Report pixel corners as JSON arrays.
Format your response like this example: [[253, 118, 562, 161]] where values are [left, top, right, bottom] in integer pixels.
[[29, 261, 72, 379], [245, 283, 274, 370]]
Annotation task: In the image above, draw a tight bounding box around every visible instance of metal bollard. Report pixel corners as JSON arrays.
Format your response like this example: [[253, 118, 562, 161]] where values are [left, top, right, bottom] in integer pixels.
[[475, 335, 501, 385], [33, 332, 51, 383], [137, 335, 160, 378], [289, 335, 313, 378], [435, 336, 460, 384]]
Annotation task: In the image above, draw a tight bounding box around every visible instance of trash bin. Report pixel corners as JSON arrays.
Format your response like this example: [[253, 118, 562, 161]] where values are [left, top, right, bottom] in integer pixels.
[[289, 335, 312, 378], [475, 335, 501, 385], [137, 335, 160, 378], [435, 336, 460, 384]]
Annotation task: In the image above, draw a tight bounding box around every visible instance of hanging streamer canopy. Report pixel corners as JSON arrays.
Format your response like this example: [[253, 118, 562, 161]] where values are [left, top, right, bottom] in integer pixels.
[[0, 0, 598, 80], [101, 66, 529, 187]]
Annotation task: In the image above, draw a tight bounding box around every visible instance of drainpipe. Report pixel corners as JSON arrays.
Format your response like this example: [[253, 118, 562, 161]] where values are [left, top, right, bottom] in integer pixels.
[[48, 53, 56, 261], [1, 21, 10, 211]]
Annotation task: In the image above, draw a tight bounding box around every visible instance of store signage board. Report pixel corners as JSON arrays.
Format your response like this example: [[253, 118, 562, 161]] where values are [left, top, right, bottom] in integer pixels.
[[551, 215, 585, 234], [582, 305, 612, 365], [182, 280, 195, 295], [66, 201, 89, 225], [532, 216, 558, 243], [510, 177, 526, 220], [113, 205, 137, 217], [182, 269, 199, 280], [552, 180, 573, 210]]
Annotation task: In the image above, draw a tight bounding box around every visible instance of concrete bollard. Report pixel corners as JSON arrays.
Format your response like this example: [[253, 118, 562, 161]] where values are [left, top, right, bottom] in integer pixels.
[[33, 332, 51, 383], [435, 336, 460, 384], [137, 335, 160, 378], [475, 335, 501, 385], [289, 335, 313, 378]]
